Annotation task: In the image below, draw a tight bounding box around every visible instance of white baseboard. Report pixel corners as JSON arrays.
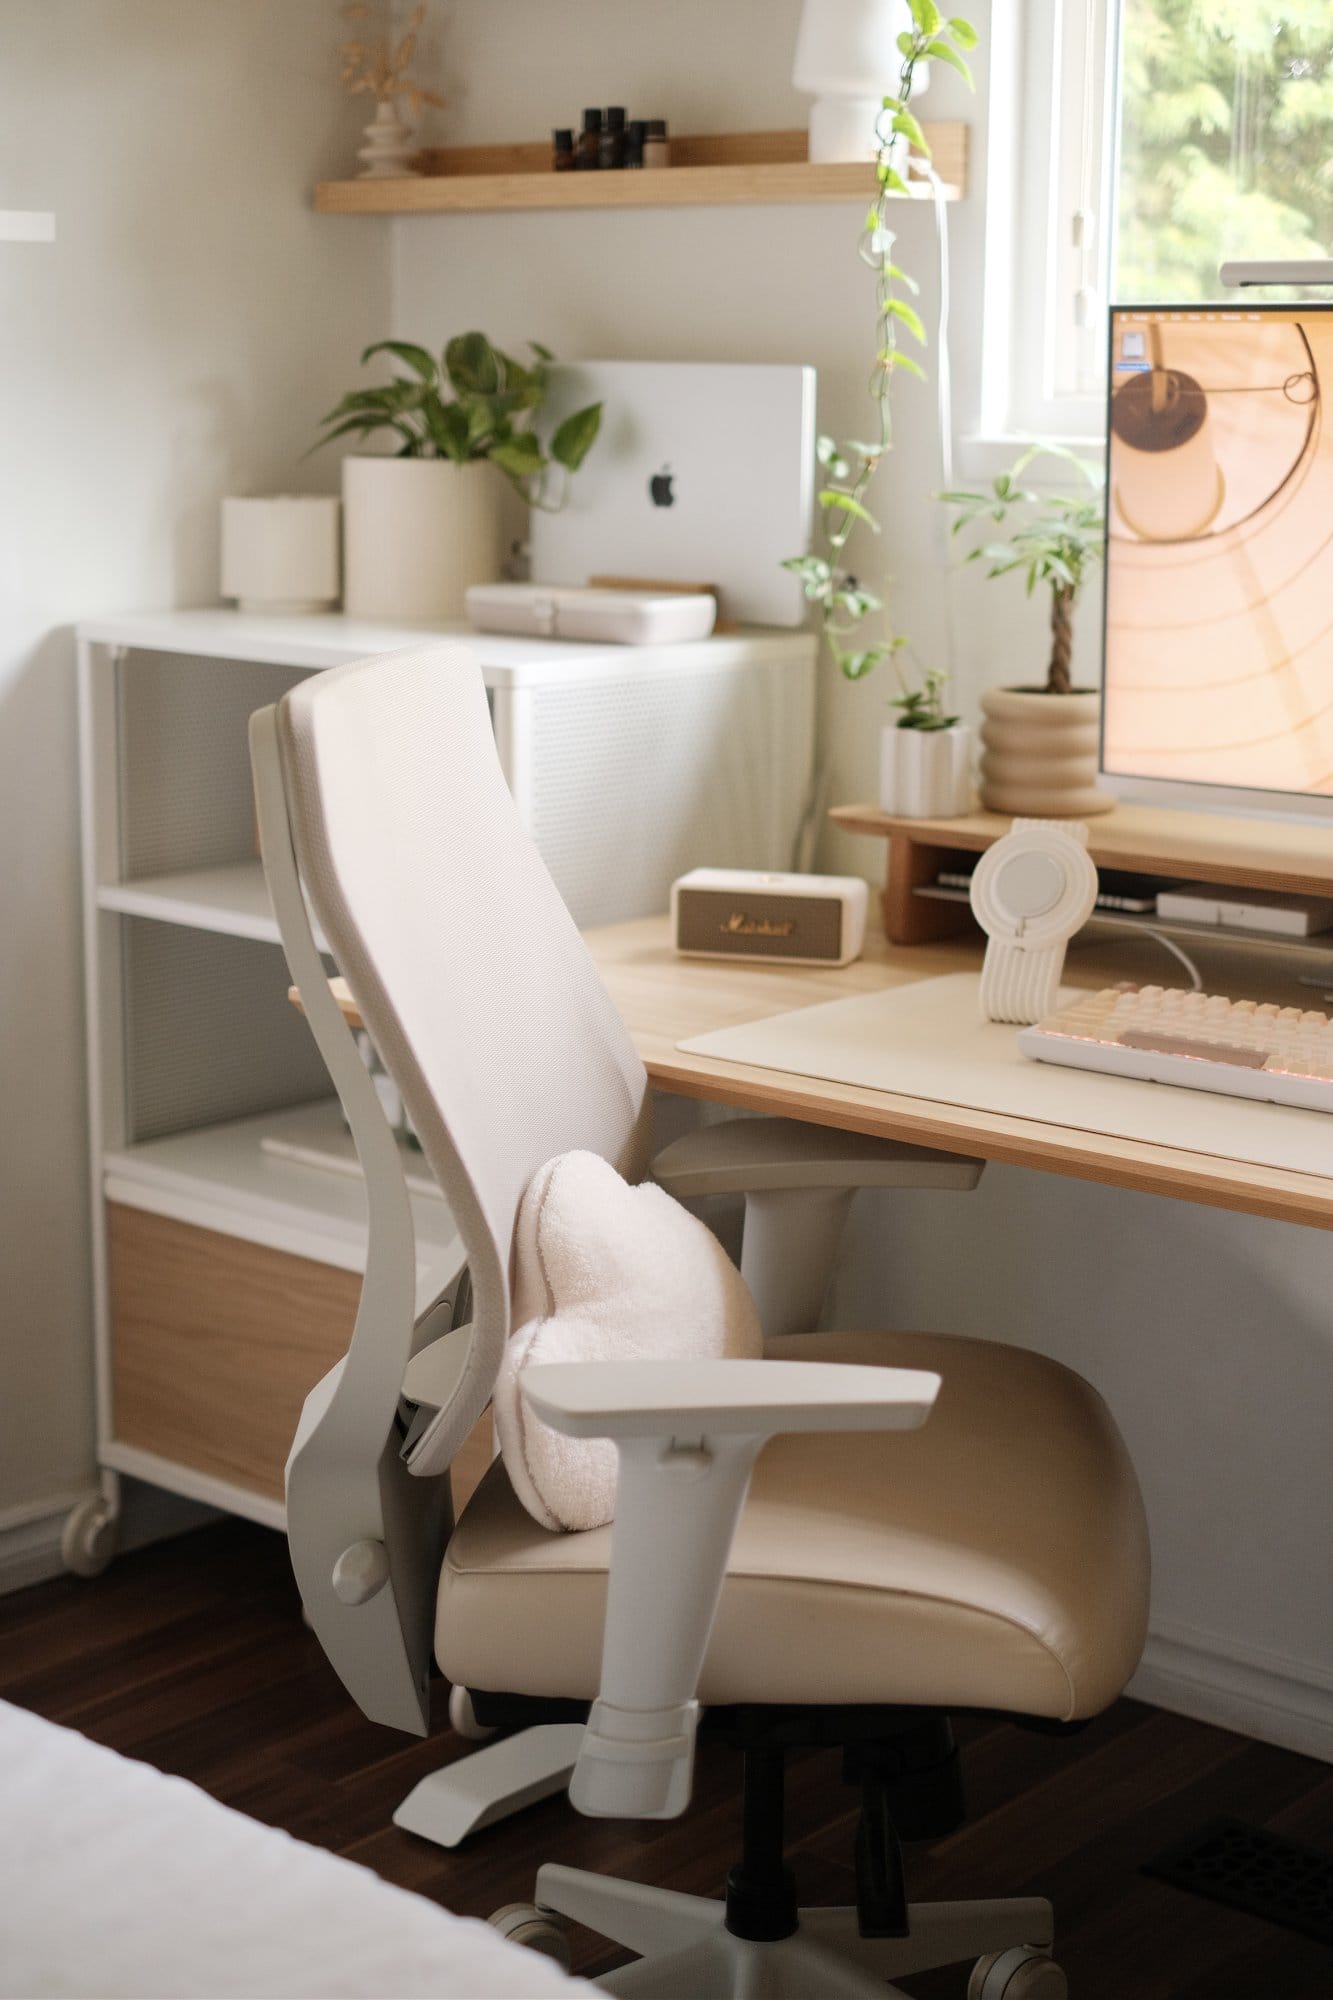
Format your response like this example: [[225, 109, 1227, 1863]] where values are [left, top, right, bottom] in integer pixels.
[[0, 1496, 82, 1595], [0, 1481, 222, 1599], [1131, 1619, 1333, 1765]]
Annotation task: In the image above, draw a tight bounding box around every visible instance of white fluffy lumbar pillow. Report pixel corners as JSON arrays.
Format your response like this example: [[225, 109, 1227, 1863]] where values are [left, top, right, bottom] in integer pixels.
[[492, 1150, 763, 1532]]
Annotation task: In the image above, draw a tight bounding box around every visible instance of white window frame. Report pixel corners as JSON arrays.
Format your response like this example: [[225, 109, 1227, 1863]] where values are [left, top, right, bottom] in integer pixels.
[[962, 0, 1119, 475]]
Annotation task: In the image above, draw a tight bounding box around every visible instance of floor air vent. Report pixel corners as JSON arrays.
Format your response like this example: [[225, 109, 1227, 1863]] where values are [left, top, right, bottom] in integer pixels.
[[1144, 1817, 1333, 1946]]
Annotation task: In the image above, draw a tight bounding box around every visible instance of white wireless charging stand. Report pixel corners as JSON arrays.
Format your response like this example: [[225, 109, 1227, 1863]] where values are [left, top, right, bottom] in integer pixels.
[[969, 819, 1100, 1024]]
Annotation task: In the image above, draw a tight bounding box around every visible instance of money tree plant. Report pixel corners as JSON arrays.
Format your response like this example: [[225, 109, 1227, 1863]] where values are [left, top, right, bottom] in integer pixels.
[[940, 447, 1106, 693], [783, 1, 979, 684]]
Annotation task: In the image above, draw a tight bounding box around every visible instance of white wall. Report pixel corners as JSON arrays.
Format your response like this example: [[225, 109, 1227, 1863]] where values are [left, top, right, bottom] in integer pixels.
[[394, 0, 1333, 1756], [0, 1, 389, 1559]]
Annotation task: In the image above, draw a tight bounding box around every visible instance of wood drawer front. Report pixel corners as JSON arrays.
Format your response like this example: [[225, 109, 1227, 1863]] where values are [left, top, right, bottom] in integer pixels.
[[108, 1204, 360, 1502]]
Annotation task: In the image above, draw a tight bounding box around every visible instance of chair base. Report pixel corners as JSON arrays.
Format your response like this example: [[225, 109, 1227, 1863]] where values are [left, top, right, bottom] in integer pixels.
[[533, 1863, 1062, 2000], [393, 1724, 584, 1847]]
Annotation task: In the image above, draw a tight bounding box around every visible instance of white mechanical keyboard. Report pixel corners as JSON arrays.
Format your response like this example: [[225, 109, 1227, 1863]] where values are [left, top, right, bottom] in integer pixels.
[[1019, 985, 1333, 1114]]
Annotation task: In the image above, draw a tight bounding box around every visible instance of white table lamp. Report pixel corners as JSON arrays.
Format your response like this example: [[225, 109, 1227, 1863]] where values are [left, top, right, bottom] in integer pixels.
[[792, 0, 924, 164]]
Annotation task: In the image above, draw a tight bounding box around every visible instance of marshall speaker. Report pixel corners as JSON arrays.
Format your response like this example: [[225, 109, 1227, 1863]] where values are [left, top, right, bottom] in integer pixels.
[[671, 868, 868, 967]]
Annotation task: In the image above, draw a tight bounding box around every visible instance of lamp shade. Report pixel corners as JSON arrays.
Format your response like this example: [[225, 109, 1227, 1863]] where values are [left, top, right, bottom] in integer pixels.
[[792, 0, 925, 163], [792, 0, 915, 93]]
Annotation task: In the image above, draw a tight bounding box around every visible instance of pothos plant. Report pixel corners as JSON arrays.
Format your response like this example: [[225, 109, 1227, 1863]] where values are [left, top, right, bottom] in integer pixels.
[[783, 0, 978, 711], [314, 332, 602, 509], [889, 665, 959, 730], [940, 446, 1107, 693]]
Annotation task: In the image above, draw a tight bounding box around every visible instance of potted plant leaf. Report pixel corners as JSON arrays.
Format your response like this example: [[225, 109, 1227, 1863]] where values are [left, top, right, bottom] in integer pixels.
[[316, 332, 602, 622], [941, 447, 1111, 816], [878, 658, 971, 816]]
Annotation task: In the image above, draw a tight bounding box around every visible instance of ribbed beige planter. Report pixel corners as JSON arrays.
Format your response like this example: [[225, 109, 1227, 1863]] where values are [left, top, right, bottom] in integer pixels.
[[342, 457, 503, 623], [978, 688, 1113, 818]]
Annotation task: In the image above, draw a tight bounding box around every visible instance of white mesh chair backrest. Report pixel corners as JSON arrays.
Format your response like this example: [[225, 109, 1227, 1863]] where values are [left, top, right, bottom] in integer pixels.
[[277, 644, 650, 1462]]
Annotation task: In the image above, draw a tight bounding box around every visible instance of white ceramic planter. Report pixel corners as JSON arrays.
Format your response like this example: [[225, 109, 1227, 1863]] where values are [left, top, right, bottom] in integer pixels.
[[978, 687, 1113, 818], [341, 457, 504, 623], [878, 722, 972, 818]]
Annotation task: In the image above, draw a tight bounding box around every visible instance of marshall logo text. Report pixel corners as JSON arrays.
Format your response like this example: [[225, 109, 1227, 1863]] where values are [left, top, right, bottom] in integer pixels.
[[721, 912, 797, 939]]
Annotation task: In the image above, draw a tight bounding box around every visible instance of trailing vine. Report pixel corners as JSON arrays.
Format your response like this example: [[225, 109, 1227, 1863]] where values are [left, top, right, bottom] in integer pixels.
[[783, 2, 978, 689]]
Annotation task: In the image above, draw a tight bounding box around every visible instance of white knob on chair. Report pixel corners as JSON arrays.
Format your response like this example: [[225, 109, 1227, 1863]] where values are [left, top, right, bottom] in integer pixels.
[[331, 1538, 391, 1605]]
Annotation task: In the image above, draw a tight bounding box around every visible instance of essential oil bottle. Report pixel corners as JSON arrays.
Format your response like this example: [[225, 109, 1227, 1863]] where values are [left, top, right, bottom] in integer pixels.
[[576, 108, 602, 169], [642, 118, 670, 168], [552, 128, 574, 172], [600, 105, 627, 169]]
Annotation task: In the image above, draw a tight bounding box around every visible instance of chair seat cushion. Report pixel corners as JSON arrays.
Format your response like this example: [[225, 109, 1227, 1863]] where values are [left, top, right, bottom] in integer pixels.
[[438, 1331, 1150, 1722]]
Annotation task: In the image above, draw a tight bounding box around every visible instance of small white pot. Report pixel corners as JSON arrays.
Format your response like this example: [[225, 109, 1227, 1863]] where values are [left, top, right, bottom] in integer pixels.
[[878, 722, 973, 818], [220, 495, 341, 613], [341, 456, 504, 623], [978, 687, 1114, 817]]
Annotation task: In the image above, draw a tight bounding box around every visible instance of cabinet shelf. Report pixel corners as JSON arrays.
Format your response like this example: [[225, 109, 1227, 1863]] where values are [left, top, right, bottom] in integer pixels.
[[315, 124, 967, 216], [104, 1100, 459, 1293], [98, 863, 327, 952]]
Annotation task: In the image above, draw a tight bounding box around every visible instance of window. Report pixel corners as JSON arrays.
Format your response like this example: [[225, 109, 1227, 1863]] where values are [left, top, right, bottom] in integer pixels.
[[975, 0, 1116, 451], [1117, 0, 1333, 302], [973, 0, 1333, 455]]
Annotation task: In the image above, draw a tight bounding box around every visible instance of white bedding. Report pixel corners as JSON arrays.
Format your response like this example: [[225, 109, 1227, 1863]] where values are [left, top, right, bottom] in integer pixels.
[[0, 1700, 590, 1998]]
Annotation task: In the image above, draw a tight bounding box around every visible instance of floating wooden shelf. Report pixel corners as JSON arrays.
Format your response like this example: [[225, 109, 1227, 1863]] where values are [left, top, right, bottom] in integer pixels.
[[315, 125, 967, 216]]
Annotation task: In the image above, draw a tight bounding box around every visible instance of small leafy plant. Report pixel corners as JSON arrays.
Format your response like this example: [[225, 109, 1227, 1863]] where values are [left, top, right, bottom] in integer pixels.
[[940, 447, 1106, 694], [783, 2, 979, 683], [889, 663, 959, 730], [314, 333, 603, 508]]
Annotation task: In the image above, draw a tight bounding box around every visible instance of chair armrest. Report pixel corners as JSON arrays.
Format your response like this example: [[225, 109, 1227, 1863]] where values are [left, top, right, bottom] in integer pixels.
[[522, 1357, 940, 1439], [651, 1115, 982, 1197], [519, 1358, 939, 1822]]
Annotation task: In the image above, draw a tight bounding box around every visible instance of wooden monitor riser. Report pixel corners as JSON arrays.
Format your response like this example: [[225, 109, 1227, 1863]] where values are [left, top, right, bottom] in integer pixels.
[[829, 801, 1333, 947]]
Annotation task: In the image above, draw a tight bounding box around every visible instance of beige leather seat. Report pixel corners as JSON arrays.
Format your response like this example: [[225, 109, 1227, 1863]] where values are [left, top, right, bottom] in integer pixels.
[[441, 1330, 1148, 1720]]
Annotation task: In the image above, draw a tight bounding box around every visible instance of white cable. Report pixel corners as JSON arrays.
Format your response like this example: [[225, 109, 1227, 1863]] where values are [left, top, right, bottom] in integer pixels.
[[1140, 927, 1204, 991], [921, 161, 958, 689], [925, 164, 954, 493]]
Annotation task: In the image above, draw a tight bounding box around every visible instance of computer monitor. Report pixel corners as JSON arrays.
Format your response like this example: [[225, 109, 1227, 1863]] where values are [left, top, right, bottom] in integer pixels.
[[1101, 302, 1333, 821]]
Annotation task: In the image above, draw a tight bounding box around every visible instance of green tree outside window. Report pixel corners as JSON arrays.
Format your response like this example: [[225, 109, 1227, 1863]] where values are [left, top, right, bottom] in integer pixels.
[[1118, 0, 1333, 301]]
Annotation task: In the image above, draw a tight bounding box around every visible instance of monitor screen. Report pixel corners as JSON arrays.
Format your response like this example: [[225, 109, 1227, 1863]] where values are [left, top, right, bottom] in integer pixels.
[[1102, 304, 1333, 809]]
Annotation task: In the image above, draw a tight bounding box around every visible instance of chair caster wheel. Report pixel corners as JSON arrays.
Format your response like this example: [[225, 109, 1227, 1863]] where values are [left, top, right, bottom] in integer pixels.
[[488, 1904, 571, 1969], [448, 1683, 496, 1741], [61, 1496, 118, 1578], [969, 1946, 1067, 1999]]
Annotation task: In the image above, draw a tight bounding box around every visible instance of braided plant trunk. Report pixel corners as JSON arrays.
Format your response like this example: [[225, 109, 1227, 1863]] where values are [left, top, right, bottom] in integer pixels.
[[1048, 586, 1074, 695]]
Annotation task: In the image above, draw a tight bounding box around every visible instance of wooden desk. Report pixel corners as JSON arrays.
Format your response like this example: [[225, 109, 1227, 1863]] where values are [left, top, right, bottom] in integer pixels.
[[322, 918, 1333, 1234]]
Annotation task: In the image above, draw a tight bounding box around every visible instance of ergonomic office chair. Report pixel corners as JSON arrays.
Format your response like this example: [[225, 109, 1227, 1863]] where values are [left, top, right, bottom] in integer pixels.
[[251, 645, 1150, 2000]]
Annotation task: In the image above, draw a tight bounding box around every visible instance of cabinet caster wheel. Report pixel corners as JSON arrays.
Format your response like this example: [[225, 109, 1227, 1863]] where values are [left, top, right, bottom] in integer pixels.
[[448, 1683, 495, 1741], [488, 1904, 571, 1969], [969, 1947, 1067, 1999], [61, 1496, 118, 1578]]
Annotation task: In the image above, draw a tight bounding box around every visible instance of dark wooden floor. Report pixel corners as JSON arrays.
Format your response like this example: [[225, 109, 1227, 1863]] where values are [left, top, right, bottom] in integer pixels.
[[3, 1520, 1331, 1998]]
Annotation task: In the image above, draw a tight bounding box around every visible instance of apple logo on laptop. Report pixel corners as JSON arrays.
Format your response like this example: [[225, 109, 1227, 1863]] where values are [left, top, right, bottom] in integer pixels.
[[649, 465, 674, 508]]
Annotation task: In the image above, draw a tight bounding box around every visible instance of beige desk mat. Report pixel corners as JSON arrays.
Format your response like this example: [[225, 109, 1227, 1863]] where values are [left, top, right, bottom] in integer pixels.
[[679, 972, 1333, 1179]]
